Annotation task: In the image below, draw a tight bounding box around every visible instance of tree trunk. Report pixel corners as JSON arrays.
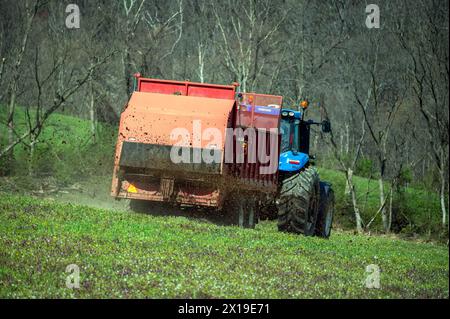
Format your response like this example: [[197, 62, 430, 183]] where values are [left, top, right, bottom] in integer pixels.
[[89, 75, 96, 143], [388, 184, 394, 231], [197, 42, 205, 83], [123, 47, 132, 96], [313, 134, 319, 153], [28, 133, 36, 177], [345, 124, 350, 155], [379, 177, 389, 232], [345, 167, 353, 196], [6, 86, 17, 174], [440, 156, 447, 227], [3, 1, 38, 174], [7, 88, 17, 146], [346, 168, 363, 233]]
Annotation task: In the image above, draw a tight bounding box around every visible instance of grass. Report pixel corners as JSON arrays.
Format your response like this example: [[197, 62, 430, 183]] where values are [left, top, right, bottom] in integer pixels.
[[0, 106, 116, 182], [0, 193, 448, 299], [318, 168, 444, 237]]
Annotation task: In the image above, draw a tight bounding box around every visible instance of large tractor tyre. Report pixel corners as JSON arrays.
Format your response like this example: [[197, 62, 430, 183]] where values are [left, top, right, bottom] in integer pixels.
[[222, 194, 257, 229], [315, 182, 335, 238], [277, 167, 320, 236]]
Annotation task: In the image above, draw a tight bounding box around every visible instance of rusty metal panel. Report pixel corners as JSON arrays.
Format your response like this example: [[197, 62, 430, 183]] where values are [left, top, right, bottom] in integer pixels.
[[187, 84, 236, 100], [236, 93, 282, 130], [225, 129, 280, 192], [111, 90, 235, 206], [227, 93, 282, 192], [115, 176, 222, 207], [119, 142, 222, 174]]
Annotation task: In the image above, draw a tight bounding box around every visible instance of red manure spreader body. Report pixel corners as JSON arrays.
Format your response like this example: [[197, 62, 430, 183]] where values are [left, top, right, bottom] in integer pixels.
[[111, 76, 282, 225]]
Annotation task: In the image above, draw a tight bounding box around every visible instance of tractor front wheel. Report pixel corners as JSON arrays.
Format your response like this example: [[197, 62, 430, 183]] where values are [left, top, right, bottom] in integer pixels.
[[277, 167, 320, 236]]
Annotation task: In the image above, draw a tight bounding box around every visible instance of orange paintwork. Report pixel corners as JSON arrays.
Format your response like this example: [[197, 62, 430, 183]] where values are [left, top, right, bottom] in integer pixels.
[[111, 91, 236, 201], [117, 91, 234, 148], [138, 77, 238, 100], [111, 77, 282, 207]]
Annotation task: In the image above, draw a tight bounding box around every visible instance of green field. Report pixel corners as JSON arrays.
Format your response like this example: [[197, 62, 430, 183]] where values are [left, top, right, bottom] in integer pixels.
[[0, 193, 448, 298]]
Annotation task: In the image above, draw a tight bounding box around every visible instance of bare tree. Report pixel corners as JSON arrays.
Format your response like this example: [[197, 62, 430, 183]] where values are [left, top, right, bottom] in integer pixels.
[[4, 0, 40, 174], [0, 20, 5, 99], [322, 98, 365, 233], [355, 65, 405, 233], [121, 0, 146, 94], [212, 0, 286, 92], [0, 57, 5, 101], [140, 0, 183, 78], [0, 52, 115, 160], [279, 0, 349, 103], [192, 1, 210, 83], [397, 0, 449, 228]]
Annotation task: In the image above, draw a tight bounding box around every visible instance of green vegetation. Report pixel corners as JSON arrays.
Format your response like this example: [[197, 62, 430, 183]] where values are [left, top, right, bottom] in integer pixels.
[[319, 169, 445, 239], [0, 194, 448, 298], [0, 107, 116, 182]]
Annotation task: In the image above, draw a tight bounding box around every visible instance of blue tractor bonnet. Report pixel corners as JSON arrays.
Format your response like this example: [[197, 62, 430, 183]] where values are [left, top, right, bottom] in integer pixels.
[[279, 151, 309, 172]]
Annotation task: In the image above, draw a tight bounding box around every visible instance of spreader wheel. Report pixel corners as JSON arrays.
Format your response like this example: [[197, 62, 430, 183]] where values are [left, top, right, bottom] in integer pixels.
[[315, 182, 335, 238], [223, 194, 257, 229], [277, 167, 320, 236]]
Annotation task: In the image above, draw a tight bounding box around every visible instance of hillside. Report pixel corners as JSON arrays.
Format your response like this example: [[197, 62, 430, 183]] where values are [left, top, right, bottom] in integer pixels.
[[0, 194, 448, 298]]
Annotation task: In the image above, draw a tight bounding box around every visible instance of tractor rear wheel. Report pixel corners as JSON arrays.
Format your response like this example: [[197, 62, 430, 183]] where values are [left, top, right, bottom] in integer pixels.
[[315, 182, 335, 238], [277, 167, 320, 236]]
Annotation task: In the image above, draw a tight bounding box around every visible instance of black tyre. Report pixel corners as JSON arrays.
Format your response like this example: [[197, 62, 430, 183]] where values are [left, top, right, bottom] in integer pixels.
[[244, 199, 257, 229], [222, 194, 257, 229], [277, 167, 320, 236], [315, 182, 335, 238]]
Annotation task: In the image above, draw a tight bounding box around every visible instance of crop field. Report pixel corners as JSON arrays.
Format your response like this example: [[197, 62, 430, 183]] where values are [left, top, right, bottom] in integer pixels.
[[1, 0, 449, 303], [0, 193, 448, 299]]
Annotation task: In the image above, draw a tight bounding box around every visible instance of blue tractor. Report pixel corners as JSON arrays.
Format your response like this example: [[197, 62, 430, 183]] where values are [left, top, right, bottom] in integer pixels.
[[272, 101, 335, 238]]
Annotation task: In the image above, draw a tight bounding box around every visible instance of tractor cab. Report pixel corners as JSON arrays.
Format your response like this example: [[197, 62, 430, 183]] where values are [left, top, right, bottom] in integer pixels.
[[278, 101, 331, 173]]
